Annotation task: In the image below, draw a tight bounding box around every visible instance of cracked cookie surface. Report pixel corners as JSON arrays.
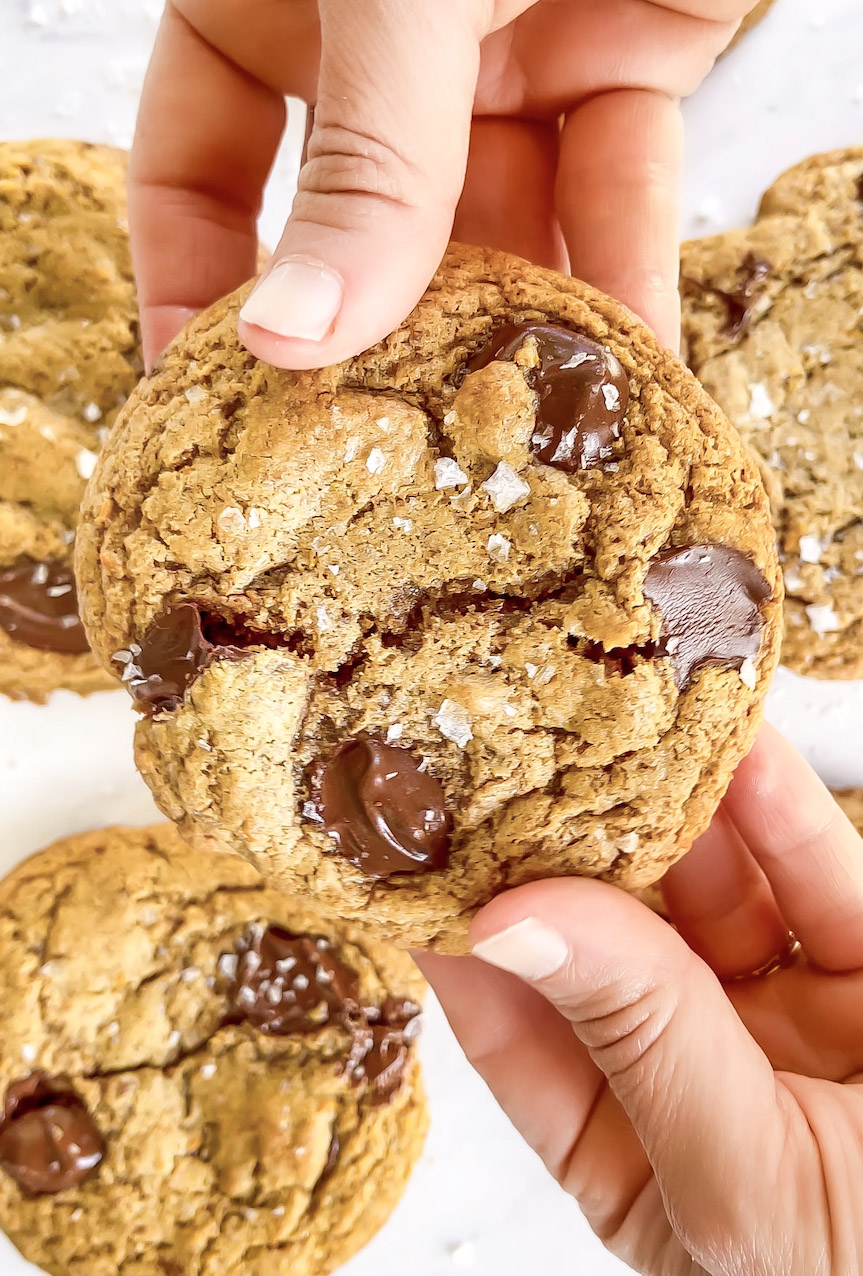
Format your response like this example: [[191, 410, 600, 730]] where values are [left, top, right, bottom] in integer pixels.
[[0, 824, 426, 1276], [682, 149, 863, 678], [77, 243, 782, 951], [0, 139, 140, 701]]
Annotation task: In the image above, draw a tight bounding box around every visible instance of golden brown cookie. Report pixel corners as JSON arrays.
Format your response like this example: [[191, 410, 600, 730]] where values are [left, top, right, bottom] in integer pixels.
[[834, 788, 863, 834], [682, 149, 863, 679], [0, 139, 140, 701], [0, 825, 426, 1276], [77, 244, 782, 952]]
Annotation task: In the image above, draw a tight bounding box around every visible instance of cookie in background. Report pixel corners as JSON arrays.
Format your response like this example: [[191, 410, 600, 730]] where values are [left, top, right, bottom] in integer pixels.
[[0, 824, 427, 1276], [0, 139, 140, 702], [682, 149, 863, 679]]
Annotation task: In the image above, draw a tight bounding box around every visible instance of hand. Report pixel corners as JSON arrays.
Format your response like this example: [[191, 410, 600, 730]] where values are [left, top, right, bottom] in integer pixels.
[[419, 725, 863, 1276], [130, 0, 752, 372]]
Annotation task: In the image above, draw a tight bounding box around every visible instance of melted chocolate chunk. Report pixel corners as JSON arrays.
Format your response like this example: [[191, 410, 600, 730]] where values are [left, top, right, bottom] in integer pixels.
[[344, 998, 422, 1106], [307, 736, 451, 877], [0, 559, 89, 655], [0, 1073, 104, 1195], [114, 603, 310, 714], [114, 602, 215, 714], [682, 252, 772, 339], [643, 544, 771, 690], [228, 924, 360, 1034], [469, 322, 629, 471], [223, 925, 420, 1105]]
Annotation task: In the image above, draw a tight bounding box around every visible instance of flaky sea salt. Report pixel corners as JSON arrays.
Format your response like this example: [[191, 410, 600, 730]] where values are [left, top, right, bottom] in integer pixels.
[[184, 385, 207, 404], [218, 505, 246, 533], [806, 603, 841, 635], [83, 400, 102, 422], [247, 507, 263, 529], [525, 662, 538, 679], [738, 658, 758, 690], [385, 723, 404, 742], [366, 446, 386, 475], [218, 953, 238, 980], [316, 605, 332, 631], [748, 383, 774, 420], [434, 457, 468, 489], [486, 533, 511, 563], [433, 699, 473, 749], [0, 402, 27, 427], [393, 516, 413, 532], [798, 533, 828, 564], [783, 566, 805, 592], [482, 461, 530, 512], [75, 448, 98, 479], [200, 1063, 217, 1079], [344, 438, 360, 463]]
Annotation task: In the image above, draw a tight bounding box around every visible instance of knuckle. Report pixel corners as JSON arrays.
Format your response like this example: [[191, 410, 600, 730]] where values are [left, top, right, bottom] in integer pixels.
[[566, 972, 679, 1091], [299, 122, 422, 211]]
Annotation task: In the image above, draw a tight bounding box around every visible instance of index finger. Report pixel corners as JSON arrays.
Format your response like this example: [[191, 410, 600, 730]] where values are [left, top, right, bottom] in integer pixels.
[[129, 3, 285, 369]]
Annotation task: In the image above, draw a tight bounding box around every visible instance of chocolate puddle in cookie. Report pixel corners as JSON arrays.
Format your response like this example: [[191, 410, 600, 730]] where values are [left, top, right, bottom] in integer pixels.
[[0, 558, 89, 655], [113, 601, 310, 714], [307, 736, 452, 877], [469, 322, 630, 470], [681, 252, 772, 340], [223, 923, 421, 1105], [644, 544, 771, 689], [0, 1073, 104, 1195]]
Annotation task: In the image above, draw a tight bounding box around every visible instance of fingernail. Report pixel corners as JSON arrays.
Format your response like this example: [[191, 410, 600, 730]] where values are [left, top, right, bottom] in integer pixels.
[[472, 918, 569, 981], [239, 257, 343, 342]]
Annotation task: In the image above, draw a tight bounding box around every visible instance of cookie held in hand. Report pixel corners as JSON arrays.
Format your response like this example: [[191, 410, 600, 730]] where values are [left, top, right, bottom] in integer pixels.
[[77, 245, 782, 951]]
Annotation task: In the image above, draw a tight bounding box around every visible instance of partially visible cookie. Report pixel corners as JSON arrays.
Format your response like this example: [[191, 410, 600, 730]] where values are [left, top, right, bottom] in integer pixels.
[[834, 788, 863, 834], [0, 139, 140, 701], [77, 243, 782, 952], [0, 825, 427, 1276], [728, 0, 776, 49], [681, 149, 863, 679]]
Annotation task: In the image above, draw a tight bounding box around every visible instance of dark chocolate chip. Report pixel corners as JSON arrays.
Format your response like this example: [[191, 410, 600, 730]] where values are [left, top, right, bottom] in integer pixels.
[[113, 602, 215, 714], [469, 322, 629, 471], [227, 924, 360, 1034], [307, 736, 451, 877], [223, 925, 420, 1105], [682, 252, 772, 339], [114, 602, 312, 714], [0, 558, 89, 655], [643, 544, 771, 689], [0, 1073, 103, 1195], [344, 998, 421, 1106]]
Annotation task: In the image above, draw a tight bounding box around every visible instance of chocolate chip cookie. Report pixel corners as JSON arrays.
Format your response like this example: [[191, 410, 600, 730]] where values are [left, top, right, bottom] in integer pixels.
[[0, 824, 426, 1276], [77, 244, 782, 951], [0, 139, 140, 701], [834, 788, 863, 834], [682, 149, 863, 679]]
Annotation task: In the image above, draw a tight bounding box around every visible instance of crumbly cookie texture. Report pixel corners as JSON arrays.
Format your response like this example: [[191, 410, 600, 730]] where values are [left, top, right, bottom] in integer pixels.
[[0, 139, 140, 701], [0, 825, 426, 1276], [682, 148, 863, 678], [834, 788, 863, 834], [77, 243, 782, 952]]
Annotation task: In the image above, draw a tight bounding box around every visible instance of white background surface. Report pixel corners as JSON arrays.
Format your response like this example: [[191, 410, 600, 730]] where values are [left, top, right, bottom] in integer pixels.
[[1, 1, 862, 1273]]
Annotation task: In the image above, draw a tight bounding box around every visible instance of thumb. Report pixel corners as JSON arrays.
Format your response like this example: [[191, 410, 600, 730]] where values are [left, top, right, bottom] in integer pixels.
[[471, 879, 790, 1239], [239, 0, 483, 370]]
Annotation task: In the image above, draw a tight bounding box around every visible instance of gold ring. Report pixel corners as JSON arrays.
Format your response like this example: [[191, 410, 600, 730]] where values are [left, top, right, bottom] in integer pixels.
[[731, 934, 803, 982]]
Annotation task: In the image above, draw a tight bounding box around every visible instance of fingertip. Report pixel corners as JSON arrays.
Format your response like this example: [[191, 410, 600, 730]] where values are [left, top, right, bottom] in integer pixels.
[[142, 305, 200, 375]]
